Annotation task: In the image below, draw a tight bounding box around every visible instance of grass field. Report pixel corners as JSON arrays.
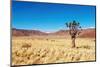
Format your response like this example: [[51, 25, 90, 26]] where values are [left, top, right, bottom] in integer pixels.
[[12, 36, 95, 65]]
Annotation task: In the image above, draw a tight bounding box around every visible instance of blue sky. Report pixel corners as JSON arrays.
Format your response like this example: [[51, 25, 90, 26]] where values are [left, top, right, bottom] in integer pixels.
[[12, 1, 96, 32]]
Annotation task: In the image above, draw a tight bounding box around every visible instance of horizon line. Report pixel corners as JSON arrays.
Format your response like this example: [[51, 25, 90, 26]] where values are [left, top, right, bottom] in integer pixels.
[[12, 27, 95, 33]]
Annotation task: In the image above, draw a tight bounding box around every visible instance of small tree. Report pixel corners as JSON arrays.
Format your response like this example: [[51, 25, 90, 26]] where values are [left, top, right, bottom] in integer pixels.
[[65, 20, 82, 48]]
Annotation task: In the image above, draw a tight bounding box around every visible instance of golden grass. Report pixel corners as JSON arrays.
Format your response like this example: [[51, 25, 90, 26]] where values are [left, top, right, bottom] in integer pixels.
[[12, 36, 95, 65]]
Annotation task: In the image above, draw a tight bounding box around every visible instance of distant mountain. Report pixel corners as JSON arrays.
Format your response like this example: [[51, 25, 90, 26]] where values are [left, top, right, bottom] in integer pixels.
[[12, 28, 96, 38], [78, 28, 96, 38], [50, 30, 69, 35], [12, 28, 48, 36]]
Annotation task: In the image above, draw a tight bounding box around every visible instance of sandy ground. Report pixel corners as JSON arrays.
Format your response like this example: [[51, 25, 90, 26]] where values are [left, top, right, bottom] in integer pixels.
[[12, 36, 96, 65]]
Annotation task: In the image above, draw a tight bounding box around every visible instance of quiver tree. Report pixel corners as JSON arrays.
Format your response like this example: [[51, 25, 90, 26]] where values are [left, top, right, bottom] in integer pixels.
[[65, 20, 82, 48]]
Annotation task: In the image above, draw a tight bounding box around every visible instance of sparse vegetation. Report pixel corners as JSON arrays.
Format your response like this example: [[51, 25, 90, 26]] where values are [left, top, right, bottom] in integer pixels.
[[12, 36, 95, 65]]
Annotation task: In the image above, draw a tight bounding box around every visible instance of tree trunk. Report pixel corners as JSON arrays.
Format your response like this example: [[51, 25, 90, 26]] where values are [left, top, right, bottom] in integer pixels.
[[72, 38, 75, 48]]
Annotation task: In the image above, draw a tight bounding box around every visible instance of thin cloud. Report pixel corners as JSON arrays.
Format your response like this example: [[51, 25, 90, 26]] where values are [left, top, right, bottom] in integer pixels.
[[82, 26, 95, 29]]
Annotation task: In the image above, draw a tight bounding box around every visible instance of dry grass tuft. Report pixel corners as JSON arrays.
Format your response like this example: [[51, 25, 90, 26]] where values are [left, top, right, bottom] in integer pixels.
[[12, 36, 95, 65]]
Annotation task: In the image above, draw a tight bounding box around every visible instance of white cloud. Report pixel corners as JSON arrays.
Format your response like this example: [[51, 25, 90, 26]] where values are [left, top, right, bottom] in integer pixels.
[[82, 26, 95, 29]]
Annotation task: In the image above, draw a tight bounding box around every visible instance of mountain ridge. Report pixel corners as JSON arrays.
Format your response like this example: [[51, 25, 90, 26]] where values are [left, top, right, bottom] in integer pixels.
[[12, 28, 95, 38]]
